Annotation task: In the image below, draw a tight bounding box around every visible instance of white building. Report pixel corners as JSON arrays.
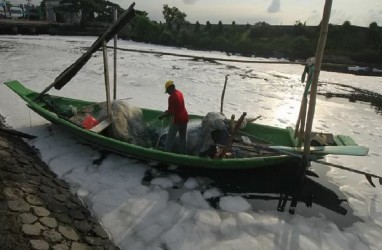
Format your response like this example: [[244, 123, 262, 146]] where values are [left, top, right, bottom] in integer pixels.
[[4, 0, 38, 8], [1, 0, 38, 18]]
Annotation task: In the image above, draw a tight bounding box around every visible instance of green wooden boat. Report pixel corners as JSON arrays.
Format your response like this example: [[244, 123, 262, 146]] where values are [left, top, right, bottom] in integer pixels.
[[4, 80, 367, 170]]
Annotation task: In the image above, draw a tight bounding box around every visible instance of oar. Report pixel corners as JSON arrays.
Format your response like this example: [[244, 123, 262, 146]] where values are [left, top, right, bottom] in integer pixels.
[[231, 143, 303, 159], [237, 142, 379, 187], [228, 140, 378, 186], [270, 145, 369, 156], [239, 137, 369, 157], [35, 3, 136, 99], [315, 160, 382, 187]]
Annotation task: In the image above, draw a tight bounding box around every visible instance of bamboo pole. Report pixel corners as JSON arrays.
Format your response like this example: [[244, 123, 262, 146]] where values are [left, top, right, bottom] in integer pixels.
[[295, 65, 313, 145], [220, 74, 229, 113], [301, 0, 332, 170], [296, 96, 307, 146], [298, 97, 307, 146], [315, 160, 382, 187], [113, 8, 118, 100], [102, 41, 112, 120], [35, 3, 135, 100]]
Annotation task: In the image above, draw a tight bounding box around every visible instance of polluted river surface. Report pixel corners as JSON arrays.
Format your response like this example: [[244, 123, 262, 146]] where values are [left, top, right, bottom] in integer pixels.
[[1, 35, 382, 250]]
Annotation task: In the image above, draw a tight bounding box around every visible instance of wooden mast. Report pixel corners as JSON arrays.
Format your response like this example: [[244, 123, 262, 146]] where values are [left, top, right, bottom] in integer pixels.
[[300, 0, 333, 170], [102, 41, 112, 121]]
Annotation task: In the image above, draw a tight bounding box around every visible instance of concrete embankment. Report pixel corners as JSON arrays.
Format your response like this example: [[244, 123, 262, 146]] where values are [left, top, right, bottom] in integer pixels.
[[0, 116, 119, 250], [0, 19, 108, 36]]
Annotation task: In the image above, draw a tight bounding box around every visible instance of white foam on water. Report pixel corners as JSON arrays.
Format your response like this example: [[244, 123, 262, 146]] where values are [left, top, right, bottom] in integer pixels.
[[1, 35, 382, 250]]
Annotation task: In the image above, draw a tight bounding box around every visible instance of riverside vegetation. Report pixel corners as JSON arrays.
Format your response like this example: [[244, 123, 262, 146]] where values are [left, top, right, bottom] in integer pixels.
[[121, 5, 382, 68], [39, 2, 382, 68]]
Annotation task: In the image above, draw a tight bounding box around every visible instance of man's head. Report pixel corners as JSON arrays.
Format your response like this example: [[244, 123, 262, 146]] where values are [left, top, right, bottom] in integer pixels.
[[164, 80, 175, 94]]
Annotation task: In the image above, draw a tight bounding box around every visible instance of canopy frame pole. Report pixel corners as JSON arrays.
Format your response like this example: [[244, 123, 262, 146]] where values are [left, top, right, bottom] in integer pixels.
[[300, 0, 333, 171], [113, 8, 118, 100]]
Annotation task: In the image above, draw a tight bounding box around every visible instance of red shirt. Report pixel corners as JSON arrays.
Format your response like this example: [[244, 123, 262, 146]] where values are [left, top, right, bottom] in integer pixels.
[[168, 89, 189, 124]]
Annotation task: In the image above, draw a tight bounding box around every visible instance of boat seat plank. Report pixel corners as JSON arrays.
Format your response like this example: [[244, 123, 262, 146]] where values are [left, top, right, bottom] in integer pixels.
[[89, 120, 111, 133], [69, 113, 88, 127]]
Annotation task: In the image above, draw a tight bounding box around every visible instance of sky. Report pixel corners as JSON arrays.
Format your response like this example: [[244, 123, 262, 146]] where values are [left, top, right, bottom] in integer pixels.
[[112, 0, 382, 27], [24, 0, 382, 27], [1, 35, 382, 250]]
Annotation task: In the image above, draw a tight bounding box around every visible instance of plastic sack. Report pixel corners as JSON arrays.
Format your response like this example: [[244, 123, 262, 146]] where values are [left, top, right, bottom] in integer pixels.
[[82, 114, 99, 129]]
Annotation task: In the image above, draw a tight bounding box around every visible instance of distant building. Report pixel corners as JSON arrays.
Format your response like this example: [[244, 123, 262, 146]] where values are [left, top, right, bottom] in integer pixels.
[[1, 0, 39, 19], [44, 0, 59, 22], [44, 0, 81, 24], [4, 0, 36, 9]]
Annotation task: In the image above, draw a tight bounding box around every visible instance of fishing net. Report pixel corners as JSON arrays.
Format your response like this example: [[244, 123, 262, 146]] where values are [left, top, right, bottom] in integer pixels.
[[98, 100, 155, 147], [185, 112, 230, 156], [184, 121, 203, 155], [42, 95, 78, 118], [200, 112, 229, 152]]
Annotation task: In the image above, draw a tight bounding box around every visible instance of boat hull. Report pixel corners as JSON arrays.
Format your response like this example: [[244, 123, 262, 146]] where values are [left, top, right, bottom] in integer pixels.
[[5, 80, 359, 170]]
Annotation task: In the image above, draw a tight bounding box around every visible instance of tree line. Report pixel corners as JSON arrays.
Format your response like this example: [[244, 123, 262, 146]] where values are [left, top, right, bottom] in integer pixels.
[[124, 5, 382, 65], [46, 1, 382, 65]]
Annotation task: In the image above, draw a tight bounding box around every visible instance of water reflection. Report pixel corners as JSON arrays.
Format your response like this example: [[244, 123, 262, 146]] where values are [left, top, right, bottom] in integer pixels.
[[144, 163, 362, 229]]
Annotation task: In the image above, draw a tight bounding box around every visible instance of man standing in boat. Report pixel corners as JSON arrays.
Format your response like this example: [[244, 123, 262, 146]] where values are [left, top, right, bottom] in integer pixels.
[[159, 80, 189, 154]]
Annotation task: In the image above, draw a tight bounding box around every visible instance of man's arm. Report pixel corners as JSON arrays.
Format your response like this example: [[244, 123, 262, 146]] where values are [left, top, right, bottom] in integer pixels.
[[158, 110, 172, 120]]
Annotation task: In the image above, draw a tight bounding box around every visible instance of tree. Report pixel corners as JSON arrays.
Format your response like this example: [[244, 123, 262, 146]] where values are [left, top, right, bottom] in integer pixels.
[[368, 22, 382, 50], [254, 21, 270, 27], [194, 21, 200, 32], [294, 20, 307, 36], [159, 30, 175, 45], [135, 10, 148, 18], [205, 21, 211, 31], [235, 30, 253, 55], [369, 22, 378, 30], [56, 0, 122, 23], [131, 15, 152, 41], [291, 35, 311, 58], [162, 4, 187, 28], [217, 21, 223, 33], [342, 20, 351, 27], [39, 1, 46, 19]]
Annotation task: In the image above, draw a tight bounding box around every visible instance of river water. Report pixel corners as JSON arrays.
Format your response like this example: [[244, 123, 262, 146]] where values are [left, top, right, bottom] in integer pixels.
[[1, 35, 382, 250]]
